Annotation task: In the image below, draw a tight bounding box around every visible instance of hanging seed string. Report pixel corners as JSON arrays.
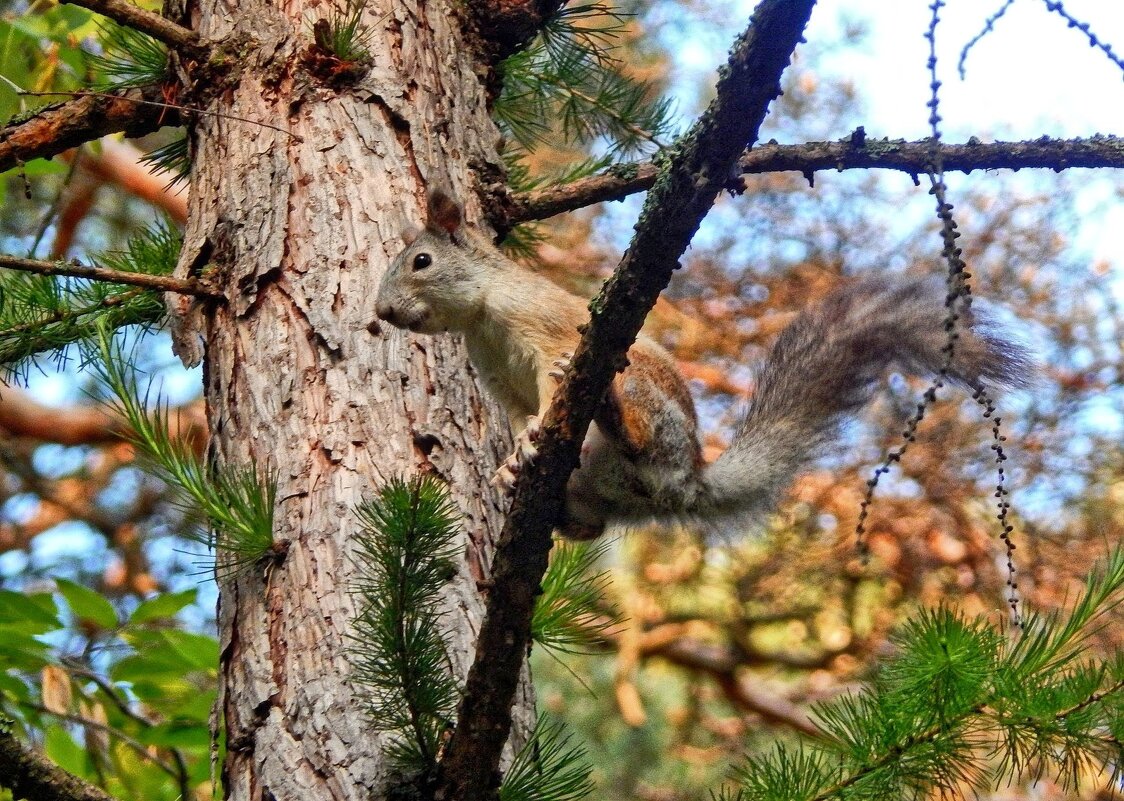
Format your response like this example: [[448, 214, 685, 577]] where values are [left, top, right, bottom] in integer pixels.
[[958, 0, 1017, 79], [857, 0, 1022, 629], [855, 1, 958, 563], [1042, 0, 1124, 74], [930, 0, 1021, 626]]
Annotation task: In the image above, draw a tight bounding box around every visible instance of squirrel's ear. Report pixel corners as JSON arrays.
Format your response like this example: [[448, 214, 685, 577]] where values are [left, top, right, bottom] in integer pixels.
[[401, 223, 422, 246], [427, 188, 463, 237]]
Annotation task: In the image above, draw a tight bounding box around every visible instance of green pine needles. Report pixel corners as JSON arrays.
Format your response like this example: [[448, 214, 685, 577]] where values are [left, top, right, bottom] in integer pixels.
[[495, 1, 674, 195], [139, 135, 192, 185], [0, 220, 176, 379], [722, 546, 1124, 801], [348, 477, 602, 790], [93, 326, 276, 571], [500, 715, 595, 801], [350, 475, 462, 772], [349, 478, 1122, 800], [532, 537, 619, 655], [88, 22, 170, 90], [311, 0, 375, 64]]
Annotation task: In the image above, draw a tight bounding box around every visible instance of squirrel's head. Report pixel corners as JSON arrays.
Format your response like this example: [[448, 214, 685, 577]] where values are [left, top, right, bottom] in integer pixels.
[[374, 189, 487, 335]]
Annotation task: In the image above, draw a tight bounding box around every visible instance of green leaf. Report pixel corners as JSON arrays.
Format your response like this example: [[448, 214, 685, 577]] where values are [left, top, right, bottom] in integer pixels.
[[0, 590, 60, 630], [0, 629, 52, 671], [129, 589, 197, 624], [114, 629, 218, 680], [55, 579, 118, 631], [156, 630, 219, 671], [136, 720, 211, 750], [43, 724, 91, 779], [0, 671, 33, 704]]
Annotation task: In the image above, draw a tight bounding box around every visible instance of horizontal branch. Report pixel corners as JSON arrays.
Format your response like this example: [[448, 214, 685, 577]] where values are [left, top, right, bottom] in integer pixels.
[[0, 91, 165, 174], [643, 635, 820, 737], [0, 255, 222, 298], [508, 135, 1124, 223], [61, 0, 201, 53], [0, 723, 116, 801]]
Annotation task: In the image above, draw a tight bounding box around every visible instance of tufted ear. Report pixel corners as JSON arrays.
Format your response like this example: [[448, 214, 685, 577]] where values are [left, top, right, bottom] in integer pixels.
[[401, 223, 422, 246], [426, 188, 463, 237]]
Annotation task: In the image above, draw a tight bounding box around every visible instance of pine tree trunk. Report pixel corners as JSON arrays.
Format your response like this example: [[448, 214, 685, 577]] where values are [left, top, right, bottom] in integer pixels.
[[178, 2, 531, 798]]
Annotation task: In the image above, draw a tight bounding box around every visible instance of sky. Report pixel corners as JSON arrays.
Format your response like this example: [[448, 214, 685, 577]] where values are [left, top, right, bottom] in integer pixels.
[[659, 0, 1124, 264], [7, 0, 1124, 583]]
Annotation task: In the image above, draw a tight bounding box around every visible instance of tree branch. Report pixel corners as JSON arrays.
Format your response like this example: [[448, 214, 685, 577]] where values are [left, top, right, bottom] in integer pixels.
[[60, 0, 201, 53], [0, 92, 165, 174], [507, 134, 1124, 224], [0, 255, 222, 298], [436, 2, 818, 799], [0, 722, 116, 801], [638, 634, 820, 737]]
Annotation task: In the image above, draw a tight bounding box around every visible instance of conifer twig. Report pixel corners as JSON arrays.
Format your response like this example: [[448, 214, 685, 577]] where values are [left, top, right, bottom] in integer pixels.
[[0, 254, 221, 298], [60, 0, 202, 53], [437, 2, 817, 799]]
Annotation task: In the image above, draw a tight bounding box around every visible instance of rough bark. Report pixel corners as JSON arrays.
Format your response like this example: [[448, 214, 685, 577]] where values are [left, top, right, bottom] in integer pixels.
[[178, 2, 532, 799]]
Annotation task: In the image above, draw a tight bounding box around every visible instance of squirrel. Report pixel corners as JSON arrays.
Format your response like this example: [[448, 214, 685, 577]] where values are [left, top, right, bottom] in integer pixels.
[[373, 188, 1030, 540]]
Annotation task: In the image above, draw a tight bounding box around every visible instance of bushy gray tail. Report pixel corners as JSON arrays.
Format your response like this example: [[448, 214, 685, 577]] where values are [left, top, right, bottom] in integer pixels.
[[700, 277, 1032, 521]]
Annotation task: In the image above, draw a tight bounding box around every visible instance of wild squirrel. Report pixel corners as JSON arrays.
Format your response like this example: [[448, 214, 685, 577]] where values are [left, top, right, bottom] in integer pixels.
[[374, 189, 1030, 540]]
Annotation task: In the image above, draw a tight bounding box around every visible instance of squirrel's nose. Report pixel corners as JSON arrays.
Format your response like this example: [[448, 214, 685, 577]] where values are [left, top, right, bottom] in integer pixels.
[[375, 302, 395, 323]]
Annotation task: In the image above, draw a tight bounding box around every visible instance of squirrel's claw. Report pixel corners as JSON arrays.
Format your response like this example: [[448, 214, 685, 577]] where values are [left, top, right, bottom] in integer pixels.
[[492, 416, 542, 495], [548, 352, 573, 382]]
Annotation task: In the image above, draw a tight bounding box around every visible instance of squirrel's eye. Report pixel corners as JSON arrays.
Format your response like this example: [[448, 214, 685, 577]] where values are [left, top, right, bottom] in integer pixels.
[[412, 253, 432, 270]]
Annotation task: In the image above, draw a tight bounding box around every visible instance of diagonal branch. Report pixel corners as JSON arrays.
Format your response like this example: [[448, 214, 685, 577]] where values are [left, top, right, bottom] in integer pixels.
[[507, 134, 1124, 224], [0, 722, 116, 801], [61, 0, 202, 53], [0, 91, 166, 174], [0, 254, 222, 298], [435, 2, 818, 799]]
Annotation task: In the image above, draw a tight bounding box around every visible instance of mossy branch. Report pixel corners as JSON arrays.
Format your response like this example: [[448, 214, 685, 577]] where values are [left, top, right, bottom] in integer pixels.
[[436, 3, 818, 800]]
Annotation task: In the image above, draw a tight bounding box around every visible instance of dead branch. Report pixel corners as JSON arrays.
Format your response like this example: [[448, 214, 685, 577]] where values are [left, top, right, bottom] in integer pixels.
[[0, 254, 222, 298]]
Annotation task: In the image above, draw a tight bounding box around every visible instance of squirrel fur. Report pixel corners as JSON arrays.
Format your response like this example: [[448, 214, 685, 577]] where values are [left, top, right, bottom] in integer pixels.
[[374, 189, 1030, 540]]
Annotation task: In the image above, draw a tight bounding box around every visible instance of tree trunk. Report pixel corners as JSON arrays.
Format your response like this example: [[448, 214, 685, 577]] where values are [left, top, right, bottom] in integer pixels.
[[177, 2, 532, 798]]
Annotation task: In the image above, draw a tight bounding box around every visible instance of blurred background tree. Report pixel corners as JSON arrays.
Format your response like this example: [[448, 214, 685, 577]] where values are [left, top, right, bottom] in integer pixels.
[[1, 1, 1122, 800]]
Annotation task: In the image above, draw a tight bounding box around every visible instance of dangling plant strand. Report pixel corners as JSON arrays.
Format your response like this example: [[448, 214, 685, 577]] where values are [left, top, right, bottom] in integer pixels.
[[499, 715, 595, 801], [532, 537, 619, 655], [349, 476, 461, 774], [93, 326, 276, 572], [0, 219, 178, 379]]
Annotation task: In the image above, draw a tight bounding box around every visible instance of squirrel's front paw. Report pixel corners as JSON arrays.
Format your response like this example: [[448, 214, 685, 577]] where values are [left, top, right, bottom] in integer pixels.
[[548, 352, 573, 383], [491, 416, 542, 494]]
